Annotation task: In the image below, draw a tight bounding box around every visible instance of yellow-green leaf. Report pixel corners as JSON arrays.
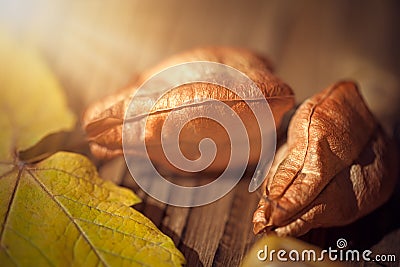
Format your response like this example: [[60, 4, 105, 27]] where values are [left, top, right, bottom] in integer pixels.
[[0, 30, 185, 266], [0, 28, 75, 161], [1, 152, 184, 266]]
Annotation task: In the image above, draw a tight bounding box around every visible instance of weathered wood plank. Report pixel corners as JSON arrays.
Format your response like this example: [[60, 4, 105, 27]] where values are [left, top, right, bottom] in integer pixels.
[[212, 178, 260, 267], [161, 206, 191, 246], [179, 190, 235, 267]]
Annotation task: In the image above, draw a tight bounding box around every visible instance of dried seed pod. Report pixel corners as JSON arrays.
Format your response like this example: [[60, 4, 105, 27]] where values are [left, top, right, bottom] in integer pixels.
[[82, 47, 294, 173], [253, 81, 398, 236]]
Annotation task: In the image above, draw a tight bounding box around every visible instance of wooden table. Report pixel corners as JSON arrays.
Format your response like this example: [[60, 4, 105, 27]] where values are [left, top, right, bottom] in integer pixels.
[[98, 156, 260, 267], [98, 155, 400, 267]]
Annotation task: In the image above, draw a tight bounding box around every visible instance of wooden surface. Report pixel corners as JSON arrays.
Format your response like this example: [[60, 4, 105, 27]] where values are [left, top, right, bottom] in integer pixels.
[[97, 155, 400, 267], [99, 157, 261, 267], [100, 159, 265, 266], [1, 1, 399, 266]]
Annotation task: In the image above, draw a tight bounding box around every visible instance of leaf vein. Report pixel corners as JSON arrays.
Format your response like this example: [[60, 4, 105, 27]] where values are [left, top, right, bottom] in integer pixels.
[[74, 217, 173, 251], [27, 169, 109, 267], [0, 167, 16, 180], [0, 168, 22, 246], [55, 195, 180, 258], [6, 226, 55, 267]]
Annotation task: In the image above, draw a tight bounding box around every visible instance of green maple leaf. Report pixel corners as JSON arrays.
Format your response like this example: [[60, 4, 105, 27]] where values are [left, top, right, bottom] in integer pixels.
[[0, 29, 185, 267]]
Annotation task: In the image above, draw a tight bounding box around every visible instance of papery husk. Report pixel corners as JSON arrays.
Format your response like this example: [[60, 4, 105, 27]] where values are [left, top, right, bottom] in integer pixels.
[[83, 47, 294, 173], [253, 81, 398, 236]]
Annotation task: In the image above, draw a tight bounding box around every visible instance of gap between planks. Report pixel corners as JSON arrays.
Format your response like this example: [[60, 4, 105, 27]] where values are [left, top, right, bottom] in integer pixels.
[[99, 157, 261, 266]]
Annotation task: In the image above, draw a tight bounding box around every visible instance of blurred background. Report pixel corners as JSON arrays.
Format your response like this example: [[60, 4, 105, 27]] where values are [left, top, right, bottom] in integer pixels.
[[1, 0, 399, 134]]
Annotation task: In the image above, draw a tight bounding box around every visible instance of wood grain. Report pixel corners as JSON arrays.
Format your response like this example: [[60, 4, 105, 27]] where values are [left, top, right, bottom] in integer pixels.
[[99, 158, 400, 267]]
